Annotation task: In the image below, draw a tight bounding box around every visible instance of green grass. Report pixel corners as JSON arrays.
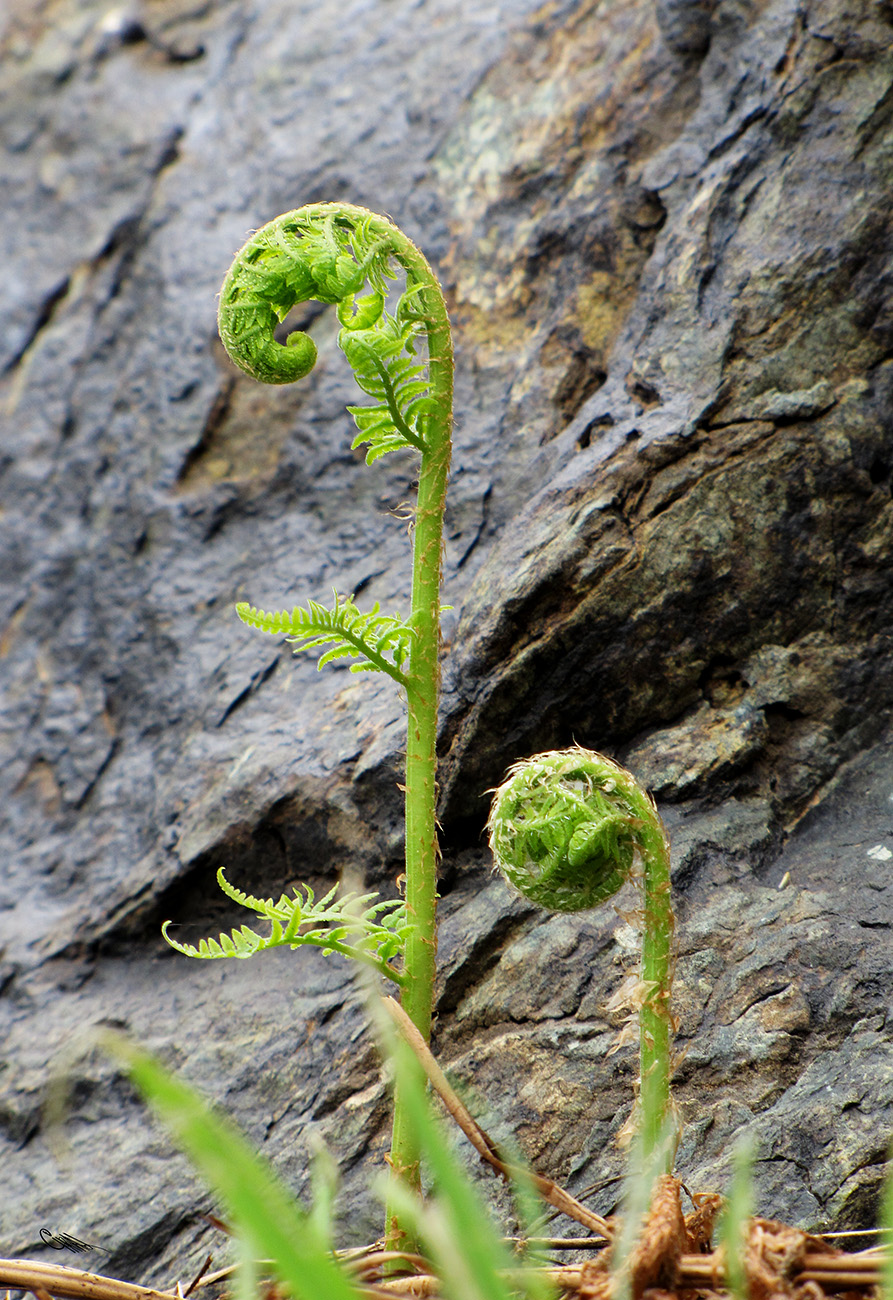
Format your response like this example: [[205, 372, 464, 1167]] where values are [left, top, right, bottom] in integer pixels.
[[104, 1017, 552, 1300]]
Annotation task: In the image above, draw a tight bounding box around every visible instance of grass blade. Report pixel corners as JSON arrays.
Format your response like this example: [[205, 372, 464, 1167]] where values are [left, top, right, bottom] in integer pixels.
[[718, 1137, 755, 1300], [881, 1141, 893, 1300], [372, 999, 550, 1300]]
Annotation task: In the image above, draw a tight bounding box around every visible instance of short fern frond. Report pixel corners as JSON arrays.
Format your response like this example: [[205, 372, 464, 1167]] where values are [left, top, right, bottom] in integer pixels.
[[162, 870, 410, 982], [235, 591, 413, 683], [338, 298, 435, 463]]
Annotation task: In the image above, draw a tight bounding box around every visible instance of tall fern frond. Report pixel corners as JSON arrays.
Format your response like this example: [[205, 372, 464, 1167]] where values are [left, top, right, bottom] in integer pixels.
[[162, 871, 410, 983], [216, 206, 455, 1245], [235, 591, 413, 683]]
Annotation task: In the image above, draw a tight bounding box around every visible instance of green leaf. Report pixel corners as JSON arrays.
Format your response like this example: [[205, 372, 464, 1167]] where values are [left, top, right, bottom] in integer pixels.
[[338, 308, 432, 462], [719, 1138, 755, 1300], [162, 874, 410, 983], [235, 591, 413, 684], [882, 1140, 893, 1300], [374, 1012, 546, 1300]]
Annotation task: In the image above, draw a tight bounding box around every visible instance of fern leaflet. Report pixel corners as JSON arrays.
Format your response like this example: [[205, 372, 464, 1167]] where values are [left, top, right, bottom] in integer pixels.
[[162, 871, 410, 983], [235, 591, 413, 683], [338, 290, 436, 464]]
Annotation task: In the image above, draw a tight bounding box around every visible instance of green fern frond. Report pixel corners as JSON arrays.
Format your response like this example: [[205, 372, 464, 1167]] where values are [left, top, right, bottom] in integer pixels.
[[219, 206, 439, 458], [162, 872, 410, 982], [234, 591, 413, 683], [217, 206, 411, 389], [338, 303, 434, 462]]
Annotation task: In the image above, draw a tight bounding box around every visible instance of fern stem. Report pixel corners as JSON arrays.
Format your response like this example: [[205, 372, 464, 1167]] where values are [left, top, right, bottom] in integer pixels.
[[635, 803, 674, 1164], [488, 749, 677, 1171], [382, 238, 453, 1250]]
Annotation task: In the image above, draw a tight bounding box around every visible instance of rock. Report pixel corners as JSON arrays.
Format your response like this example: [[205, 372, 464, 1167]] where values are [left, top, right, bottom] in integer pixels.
[[655, 0, 715, 57], [1, 0, 892, 1278]]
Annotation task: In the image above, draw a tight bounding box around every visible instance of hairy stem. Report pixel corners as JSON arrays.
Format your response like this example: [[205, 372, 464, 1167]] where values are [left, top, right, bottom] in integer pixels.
[[383, 241, 453, 1248], [607, 767, 675, 1166]]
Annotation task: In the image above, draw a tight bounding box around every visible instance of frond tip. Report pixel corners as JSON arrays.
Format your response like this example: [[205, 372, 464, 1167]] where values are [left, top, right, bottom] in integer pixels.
[[235, 591, 413, 683], [217, 205, 448, 465], [162, 872, 410, 983]]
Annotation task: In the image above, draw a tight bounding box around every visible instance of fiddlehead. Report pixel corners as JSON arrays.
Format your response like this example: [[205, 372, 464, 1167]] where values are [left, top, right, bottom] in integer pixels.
[[487, 750, 641, 912], [488, 747, 676, 1166], [218, 205, 444, 463]]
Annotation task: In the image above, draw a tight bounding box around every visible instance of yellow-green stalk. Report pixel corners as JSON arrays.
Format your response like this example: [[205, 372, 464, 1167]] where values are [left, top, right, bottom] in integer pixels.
[[167, 204, 453, 1248]]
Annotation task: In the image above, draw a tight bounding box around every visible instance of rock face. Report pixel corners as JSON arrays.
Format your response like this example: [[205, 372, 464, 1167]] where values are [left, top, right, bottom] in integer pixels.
[[2, 0, 892, 1281]]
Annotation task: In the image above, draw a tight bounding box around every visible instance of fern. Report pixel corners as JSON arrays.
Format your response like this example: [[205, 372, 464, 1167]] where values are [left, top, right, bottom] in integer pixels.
[[219, 206, 437, 461], [489, 748, 677, 1166], [214, 204, 455, 1245], [235, 591, 414, 683], [162, 871, 410, 983]]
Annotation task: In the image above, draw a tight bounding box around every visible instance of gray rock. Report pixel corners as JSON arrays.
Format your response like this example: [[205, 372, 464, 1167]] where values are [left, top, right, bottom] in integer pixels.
[[655, 0, 715, 57], [2, 0, 892, 1279]]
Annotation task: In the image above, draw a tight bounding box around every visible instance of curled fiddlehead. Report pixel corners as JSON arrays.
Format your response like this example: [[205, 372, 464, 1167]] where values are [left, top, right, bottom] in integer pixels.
[[218, 208, 388, 384], [488, 747, 677, 1166], [218, 205, 443, 463], [487, 750, 641, 912]]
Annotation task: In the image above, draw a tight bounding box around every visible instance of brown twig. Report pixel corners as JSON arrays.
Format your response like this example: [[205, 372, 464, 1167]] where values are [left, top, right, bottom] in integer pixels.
[[679, 1251, 886, 1291], [359, 1249, 893, 1300], [382, 996, 613, 1242], [819, 1232, 890, 1243], [345, 1253, 430, 1279], [180, 1256, 212, 1299], [505, 1237, 609, 1251], [4, 1244, 886, 1300], [361, 1275, 440, 1296], [0, 1262, 178, 1300]]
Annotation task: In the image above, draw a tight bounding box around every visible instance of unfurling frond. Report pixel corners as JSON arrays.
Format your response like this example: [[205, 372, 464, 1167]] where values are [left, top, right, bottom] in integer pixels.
[[235, 591, 413, 684], [218, 204, 446, 464], [217, 207, 395, 386], [487, 749, 643, 912], [162, 870, 410, 983], [488, 746, 678, 1166], [212, 205, 455, 1234]]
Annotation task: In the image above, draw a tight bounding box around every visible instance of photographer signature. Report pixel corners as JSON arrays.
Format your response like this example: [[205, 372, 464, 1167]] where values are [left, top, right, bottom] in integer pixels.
[[39, 1229, 108, 1255]]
